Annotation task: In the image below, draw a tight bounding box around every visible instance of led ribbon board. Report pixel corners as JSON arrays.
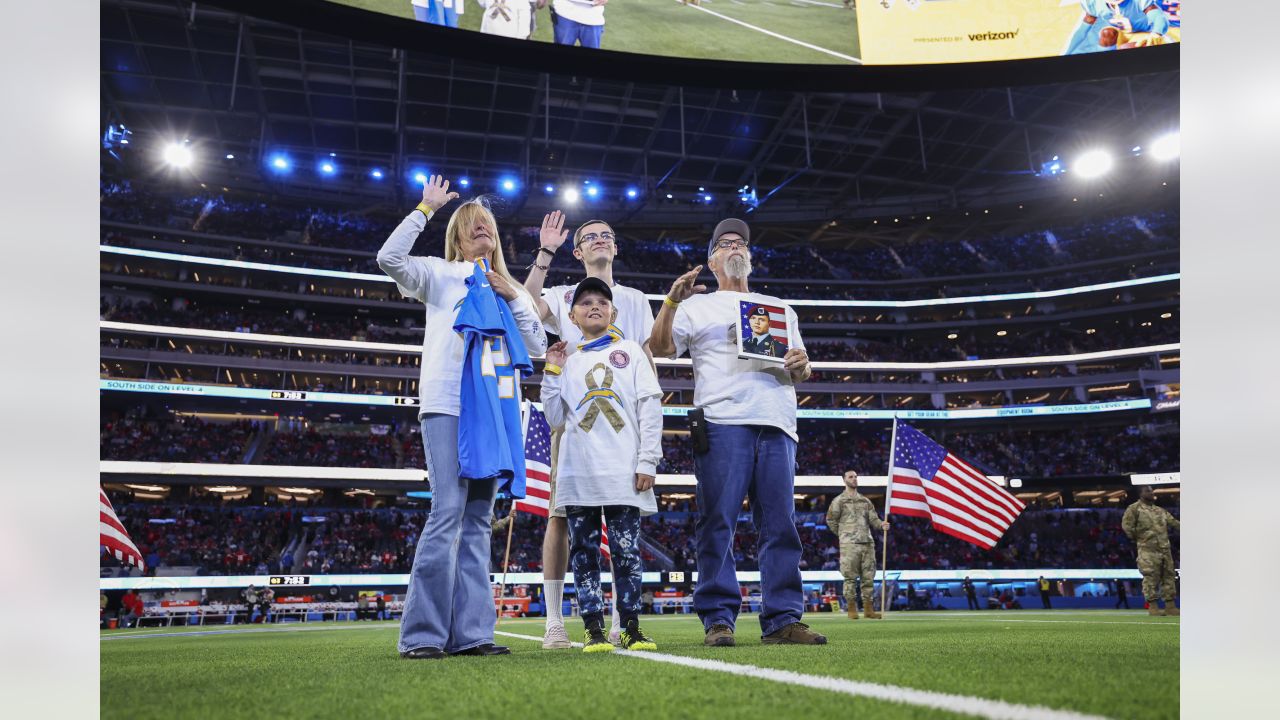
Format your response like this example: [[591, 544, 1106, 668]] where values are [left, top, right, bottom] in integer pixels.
[[99, 378, 1150, 418]]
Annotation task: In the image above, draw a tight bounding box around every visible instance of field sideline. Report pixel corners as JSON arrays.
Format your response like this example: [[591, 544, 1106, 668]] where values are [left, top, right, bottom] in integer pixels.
[[101, 611, 1178, 719], [334, 0, 861, 64]]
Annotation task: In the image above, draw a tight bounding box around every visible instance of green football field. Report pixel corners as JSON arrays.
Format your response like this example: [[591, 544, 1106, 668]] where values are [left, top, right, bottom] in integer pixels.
[[101, 611, 1178, 719], [334, 0, 860, 65]]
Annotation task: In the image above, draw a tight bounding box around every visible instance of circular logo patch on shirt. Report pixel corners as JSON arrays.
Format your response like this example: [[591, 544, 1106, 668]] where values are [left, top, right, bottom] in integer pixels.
[[564, 289, 573, 304], [609, 349, 630, 369]]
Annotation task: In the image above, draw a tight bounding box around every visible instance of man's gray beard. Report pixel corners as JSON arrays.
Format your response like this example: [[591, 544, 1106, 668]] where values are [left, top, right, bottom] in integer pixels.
[[724, 255, 752, 279]]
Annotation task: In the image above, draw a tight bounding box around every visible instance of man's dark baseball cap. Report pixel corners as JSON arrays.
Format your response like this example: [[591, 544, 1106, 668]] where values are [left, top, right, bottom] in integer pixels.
[[707, 218, 750, 258], [571, 276, 613, 306], [748, 305, 769, 317]]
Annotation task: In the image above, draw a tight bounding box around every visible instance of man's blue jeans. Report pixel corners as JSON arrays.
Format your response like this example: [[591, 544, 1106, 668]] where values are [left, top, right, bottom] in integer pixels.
[[552, 15, 604, 48], [692, 422, 804, 637], [397, 414, 498, 654]]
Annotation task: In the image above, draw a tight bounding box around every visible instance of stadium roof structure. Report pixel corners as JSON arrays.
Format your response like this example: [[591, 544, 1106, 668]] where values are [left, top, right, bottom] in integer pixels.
[[101, 0, 1179, 238]]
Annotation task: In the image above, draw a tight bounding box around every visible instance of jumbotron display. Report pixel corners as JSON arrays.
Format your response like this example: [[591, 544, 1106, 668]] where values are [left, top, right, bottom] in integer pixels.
[[329, 0, 1181, 65]]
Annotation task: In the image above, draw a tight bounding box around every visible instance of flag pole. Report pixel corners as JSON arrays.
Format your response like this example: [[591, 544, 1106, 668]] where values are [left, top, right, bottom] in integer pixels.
[[880, 417, 899, 616], [495, 505, 517, 625]]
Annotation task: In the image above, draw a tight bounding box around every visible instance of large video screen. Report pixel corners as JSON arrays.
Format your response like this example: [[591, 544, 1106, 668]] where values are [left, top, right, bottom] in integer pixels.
[[329, 0, 1179, 65]]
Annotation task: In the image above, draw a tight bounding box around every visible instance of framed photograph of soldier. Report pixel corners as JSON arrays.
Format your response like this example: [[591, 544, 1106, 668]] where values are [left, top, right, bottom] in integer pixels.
[[736, 300, 793, 363]]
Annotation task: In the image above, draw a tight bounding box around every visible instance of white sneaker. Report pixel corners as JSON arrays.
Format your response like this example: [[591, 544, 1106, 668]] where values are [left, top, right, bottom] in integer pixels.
[[608, 627, 621, 647], [542, 622, 572, 650]]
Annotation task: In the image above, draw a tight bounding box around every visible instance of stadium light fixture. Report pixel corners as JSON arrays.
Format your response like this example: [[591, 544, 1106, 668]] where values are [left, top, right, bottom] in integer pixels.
[[412, 171, 428, 185], [585, 185, 599, 199], [703, 194, 713, 203], [499, 177, 517, 193], [1150, 132, 1180, 161], [1073, 150, 1113, 179], [665, 193, 673, 200], [544, 184, 555, 194], [225, 153, 235, 160], [163, 143, 193, 168], [459, 177, 471, 188], [563, 187, 580, 204], [268, 154, 291, 172], [625, 187, 639, 200], [319, 161, 336, 175], [369, 168, 384, 180]]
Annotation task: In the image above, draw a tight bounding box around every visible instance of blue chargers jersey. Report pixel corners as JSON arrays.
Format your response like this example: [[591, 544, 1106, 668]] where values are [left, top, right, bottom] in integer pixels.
[[453, 260, 534, 498]]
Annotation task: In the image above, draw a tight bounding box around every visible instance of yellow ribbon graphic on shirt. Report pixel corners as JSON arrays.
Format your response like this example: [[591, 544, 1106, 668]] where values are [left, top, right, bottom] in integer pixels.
[[487, 0, 511, 21], [576, 363, 625, 434]]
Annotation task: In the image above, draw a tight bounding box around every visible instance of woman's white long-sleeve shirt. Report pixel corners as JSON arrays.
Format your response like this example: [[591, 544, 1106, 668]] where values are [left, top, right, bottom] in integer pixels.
[[376, 210, 547, 417]]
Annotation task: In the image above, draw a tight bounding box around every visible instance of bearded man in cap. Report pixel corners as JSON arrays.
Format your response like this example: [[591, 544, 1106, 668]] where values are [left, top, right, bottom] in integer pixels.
[[649, 218, 823, 647]]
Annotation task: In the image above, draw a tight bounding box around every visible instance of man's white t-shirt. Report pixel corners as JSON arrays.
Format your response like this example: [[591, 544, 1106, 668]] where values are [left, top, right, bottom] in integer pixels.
[[543, 281, 655, 351], [541, 339, 662, 514], [553, 0, 605, 27], [671, 291, 803, 441]]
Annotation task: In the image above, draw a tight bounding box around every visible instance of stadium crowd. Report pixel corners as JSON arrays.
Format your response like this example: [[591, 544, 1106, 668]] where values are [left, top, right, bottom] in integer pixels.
[[100, 181, 1177, 292], [100, 294, 1177, 365], [100, 410, 261, 463], [101, 417, 1179, 477], [103, 499, 1176, 577]]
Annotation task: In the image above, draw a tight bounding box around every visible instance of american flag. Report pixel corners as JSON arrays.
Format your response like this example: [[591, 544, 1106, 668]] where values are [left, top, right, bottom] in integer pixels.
[[514, 403, 611, 561], [886, 422, 1025, 550], [514, 404, 553, 517], [100, 488, 145, 571], [738, 301, 789, 343]]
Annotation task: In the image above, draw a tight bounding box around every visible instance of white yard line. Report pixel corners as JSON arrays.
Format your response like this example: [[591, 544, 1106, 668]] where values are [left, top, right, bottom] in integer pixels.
[[494, 630, 1111, 720], [673, 0, 862, 64], [791, 0, 847, 8]]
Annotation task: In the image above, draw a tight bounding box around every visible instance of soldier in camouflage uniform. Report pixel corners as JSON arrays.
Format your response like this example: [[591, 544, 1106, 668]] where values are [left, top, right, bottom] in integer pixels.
[[825, 470, 890, 620], [1121, 485, 1181, 616]]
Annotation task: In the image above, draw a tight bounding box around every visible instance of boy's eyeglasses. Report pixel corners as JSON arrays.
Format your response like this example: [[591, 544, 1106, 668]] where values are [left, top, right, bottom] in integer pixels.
[[576, 231, 616, 247]]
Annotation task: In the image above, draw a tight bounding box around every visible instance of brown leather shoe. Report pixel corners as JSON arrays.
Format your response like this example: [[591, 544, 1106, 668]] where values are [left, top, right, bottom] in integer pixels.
[[863, 607, 882, 620], [762, 622, 827, 645], [704, 623, 735, 646]]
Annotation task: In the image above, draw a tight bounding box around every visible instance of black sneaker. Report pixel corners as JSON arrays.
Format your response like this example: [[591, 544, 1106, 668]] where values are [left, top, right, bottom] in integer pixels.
[[583, 618, 614, 654], [619, 619, 657, 651]]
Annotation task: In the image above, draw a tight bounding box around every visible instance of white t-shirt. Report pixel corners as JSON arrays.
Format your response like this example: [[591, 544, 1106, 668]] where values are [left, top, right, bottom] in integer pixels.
[[671, 291, 804, 441], [541, 339, 662, 514], [477, 0, 532, 38], [553, 0, 605, 27], [543, 281, 654, 351], [376, 212, 545, 417]]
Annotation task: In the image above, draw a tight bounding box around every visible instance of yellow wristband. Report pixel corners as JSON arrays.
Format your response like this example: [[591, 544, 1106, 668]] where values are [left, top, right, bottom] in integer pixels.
[[663, 296, 680, 309], [544, 363, 563, 376], [415, 202, 434, 218]]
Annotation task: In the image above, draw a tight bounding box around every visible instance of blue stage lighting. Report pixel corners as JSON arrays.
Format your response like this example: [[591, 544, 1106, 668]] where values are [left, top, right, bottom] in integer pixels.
[[544, 184, 555, 194], [625, 187, 639, 199], [459, 177, 471, 188], [320, 162, 336, 175], [369, 168, 384, 180], [268, 154, 291, 172], [500, 177, 516, 192], [586, 186, 599, 198]]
